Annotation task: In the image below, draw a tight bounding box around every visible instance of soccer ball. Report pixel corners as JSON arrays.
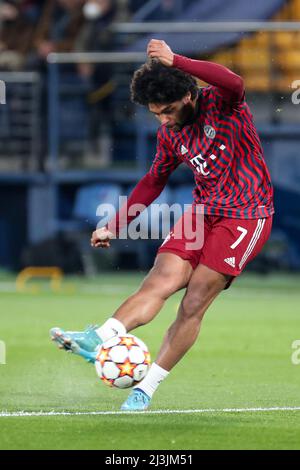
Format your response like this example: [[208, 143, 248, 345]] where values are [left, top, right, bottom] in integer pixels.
[[95, 334, 151, 389]]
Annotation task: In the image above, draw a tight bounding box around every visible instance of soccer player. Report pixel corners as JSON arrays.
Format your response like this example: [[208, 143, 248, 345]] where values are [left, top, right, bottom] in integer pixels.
[[51, 39, 274, 411]]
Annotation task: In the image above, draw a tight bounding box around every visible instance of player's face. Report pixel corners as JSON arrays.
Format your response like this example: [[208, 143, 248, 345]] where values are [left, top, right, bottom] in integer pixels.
[[149, 92, 196, 131]]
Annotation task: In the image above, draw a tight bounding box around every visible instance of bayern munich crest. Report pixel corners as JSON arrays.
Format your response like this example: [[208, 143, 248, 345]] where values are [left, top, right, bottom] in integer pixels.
[[204, 125, 216, 139]]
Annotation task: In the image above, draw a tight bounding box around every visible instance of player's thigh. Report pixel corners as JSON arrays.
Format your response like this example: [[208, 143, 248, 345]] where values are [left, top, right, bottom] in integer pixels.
[[141, 252, 193, 297]]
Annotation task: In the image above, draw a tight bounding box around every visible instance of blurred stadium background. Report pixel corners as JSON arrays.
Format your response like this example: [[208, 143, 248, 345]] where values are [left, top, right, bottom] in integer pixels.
[[0, 0, 300, 279], [1, 0, 300, 451]]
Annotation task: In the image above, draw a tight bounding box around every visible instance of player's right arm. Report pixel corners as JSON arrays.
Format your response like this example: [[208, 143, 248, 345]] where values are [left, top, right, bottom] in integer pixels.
[[147, 39, 244, 104], [90, 172, 169, 248], [91, 129, 181, 248]]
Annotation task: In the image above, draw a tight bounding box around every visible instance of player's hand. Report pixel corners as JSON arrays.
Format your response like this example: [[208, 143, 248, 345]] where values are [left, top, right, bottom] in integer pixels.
[[147, 39, 174, 67], [91, 227, 114, 249]]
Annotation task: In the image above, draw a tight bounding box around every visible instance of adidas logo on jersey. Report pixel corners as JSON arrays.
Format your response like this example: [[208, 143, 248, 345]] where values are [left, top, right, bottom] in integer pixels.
[[180, 145, 188, 155], [224, 257, 236, 268]]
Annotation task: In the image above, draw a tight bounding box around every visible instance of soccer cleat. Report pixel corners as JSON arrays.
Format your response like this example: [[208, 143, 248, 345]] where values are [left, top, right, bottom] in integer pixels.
[[121, 388, 151, 411], [50, 325, 101, 363]]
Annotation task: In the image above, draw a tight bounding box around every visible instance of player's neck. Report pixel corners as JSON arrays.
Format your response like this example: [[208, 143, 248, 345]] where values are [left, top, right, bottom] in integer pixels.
[[181, 97, 199, 127]]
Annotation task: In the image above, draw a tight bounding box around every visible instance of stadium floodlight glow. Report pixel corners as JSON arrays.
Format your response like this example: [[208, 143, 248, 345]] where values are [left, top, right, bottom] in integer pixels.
[[0, 80, 6, 105]]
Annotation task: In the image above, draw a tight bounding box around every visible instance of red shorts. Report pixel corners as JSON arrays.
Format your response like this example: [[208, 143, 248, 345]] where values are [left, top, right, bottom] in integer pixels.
[[158, 211, 273, 281]]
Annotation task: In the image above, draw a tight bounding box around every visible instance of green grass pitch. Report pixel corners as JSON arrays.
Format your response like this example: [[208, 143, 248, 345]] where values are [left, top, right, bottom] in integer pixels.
[[0, 272, 300, 450]]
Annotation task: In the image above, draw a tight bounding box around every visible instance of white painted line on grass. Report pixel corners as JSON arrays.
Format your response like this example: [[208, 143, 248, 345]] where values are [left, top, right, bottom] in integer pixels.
[[1, 406, 300, 418]]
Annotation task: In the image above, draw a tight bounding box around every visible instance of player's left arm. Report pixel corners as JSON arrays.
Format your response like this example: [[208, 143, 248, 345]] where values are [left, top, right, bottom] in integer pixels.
[[147, 39, 245, 103]]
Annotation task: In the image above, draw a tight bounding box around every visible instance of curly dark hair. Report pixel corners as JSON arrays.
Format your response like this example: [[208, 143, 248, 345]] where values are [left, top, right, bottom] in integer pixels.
[[130, 59, 198, 106]]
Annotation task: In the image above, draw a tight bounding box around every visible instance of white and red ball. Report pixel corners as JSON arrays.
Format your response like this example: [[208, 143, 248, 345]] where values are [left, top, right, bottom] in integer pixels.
[[95, 334, 151, 389]]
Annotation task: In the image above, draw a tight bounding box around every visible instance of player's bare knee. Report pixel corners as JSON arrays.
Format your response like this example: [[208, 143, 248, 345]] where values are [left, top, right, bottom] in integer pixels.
[[181, 282, 215, 320], [181, 294, 204, 320], [142, 265, 181, 299]]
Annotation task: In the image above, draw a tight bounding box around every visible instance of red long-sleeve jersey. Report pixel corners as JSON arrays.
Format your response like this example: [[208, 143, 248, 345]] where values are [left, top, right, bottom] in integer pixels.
[[111, 54, 274, 235]]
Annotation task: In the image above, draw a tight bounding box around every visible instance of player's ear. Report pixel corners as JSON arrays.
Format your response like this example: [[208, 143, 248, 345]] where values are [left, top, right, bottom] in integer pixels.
[[183, 92, 191, 104]]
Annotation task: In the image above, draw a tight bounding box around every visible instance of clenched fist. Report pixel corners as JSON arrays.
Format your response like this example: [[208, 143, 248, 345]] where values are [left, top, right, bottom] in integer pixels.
[[91, 227, 114, 249], [147, 39, 174, 67]]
